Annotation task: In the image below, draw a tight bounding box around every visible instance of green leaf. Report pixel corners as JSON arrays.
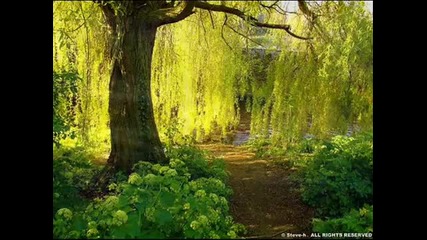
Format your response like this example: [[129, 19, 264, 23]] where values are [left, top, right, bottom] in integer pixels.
[[169, 180, 181, 192], [111, 227, 127, 239], [154, 209, 173, 226], [71, 215, 86, 231], [118, 196, 129, 208], [159, 191, 175, 206], [139, 230, 165, 239], [121, 211, 140, 237]]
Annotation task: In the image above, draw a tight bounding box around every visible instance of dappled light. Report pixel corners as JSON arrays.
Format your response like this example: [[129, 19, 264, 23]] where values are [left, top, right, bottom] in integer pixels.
[[199, 143, 314, 236], [54, 1, 372, 239]]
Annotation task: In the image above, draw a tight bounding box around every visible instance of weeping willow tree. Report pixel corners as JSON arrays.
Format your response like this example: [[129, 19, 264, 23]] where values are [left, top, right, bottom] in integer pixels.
[[53, 2, 111, 156], [151, 6, 256, 144], [54, 0, 314, 174], [53, 1, 372, 173], [249, 1, 373, 147]]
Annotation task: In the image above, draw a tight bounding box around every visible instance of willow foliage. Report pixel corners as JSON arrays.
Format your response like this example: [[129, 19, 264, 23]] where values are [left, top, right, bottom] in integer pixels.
[[249, 2, 373, 146], [53, 1, 373, 152], [53, 2, 253, 152], [53, 2, 111, 155], [152, 10, 252, 143]]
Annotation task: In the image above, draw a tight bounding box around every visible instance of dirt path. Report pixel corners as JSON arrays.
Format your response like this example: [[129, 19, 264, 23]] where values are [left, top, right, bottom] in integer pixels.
[[198, 143, 314, 238]]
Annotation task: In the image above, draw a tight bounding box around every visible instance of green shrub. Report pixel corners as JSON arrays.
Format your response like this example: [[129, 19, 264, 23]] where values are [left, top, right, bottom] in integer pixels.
[[313, 205, 373, 233], [248, 137, 323, 160], [53, 148, 99, 213], [295, 137, 323, 154], [247, 138, 272, 157], [300, 132, 373, 217], [53, 146, 245, 239], [165, 145, 228, 182]]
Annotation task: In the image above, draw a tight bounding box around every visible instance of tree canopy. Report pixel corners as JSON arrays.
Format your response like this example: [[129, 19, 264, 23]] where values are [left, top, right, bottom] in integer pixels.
[[54, 0, 372, 154]]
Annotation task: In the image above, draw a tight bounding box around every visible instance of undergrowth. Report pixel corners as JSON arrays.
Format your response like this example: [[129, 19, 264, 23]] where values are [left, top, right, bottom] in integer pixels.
[[248, 131, 373, 233], [313, 205, 373, 233], [299, 132, 373, 218], [53, 145, 245, 239]]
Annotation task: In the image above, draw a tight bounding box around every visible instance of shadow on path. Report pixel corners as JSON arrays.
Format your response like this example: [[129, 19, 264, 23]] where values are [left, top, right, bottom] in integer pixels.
[[198, 143, 314, 238]]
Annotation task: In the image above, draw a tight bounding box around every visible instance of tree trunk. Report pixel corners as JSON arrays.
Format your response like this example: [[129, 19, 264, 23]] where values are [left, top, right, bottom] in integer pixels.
[[107, 19, 166, 173]]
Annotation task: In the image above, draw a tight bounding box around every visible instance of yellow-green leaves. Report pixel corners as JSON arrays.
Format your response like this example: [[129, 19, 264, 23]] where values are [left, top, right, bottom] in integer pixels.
[[57, 208, 73, 221], [128, 173, 143, 185], [250, 2, 372, 146], [54, 2, 110, 155], [151, 11, 249, 143], [113, 210, 128, 226]]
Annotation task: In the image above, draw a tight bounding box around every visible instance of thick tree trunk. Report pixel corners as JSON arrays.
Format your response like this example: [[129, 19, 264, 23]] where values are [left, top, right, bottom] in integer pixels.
[[107, 20, 167, 173]]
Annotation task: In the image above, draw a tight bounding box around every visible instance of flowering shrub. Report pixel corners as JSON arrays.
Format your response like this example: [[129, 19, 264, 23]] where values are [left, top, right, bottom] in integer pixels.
[[53, 146, 245, 238]]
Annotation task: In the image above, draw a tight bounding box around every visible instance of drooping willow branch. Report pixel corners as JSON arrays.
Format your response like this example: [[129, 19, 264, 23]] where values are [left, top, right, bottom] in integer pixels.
[[221, 14, 233, 50], [220, 14, 264, 49], [199, 10, 210, 47], [298, 0, 317, 20], [208, 10, 215, 29], [259, 0, 297, 16], [224, 21, 264, 48]]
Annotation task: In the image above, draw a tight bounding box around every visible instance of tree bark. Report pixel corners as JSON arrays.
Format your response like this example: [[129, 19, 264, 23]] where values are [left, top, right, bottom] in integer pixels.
[[107, 18, 166, 173]]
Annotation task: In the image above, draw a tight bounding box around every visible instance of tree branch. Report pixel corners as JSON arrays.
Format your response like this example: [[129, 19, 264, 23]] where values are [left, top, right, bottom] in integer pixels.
[[260, 1, 298, 16], [199, 10, 210, 47], [96, 1, 117, 33], [208, 10, 215, 29], [225, 22, 264, 48], [274, 3, 297, 15], [154, 0, 196, 26], [193, 1, 312, 40], [221, 15, 233, 50], [260, 0, 280, 9], [298, 0, 316, 19]]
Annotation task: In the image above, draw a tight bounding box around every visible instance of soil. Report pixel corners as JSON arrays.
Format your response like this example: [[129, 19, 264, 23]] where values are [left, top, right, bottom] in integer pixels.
[[198, 143, 314, 238], [197, 105, 314, 238]]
